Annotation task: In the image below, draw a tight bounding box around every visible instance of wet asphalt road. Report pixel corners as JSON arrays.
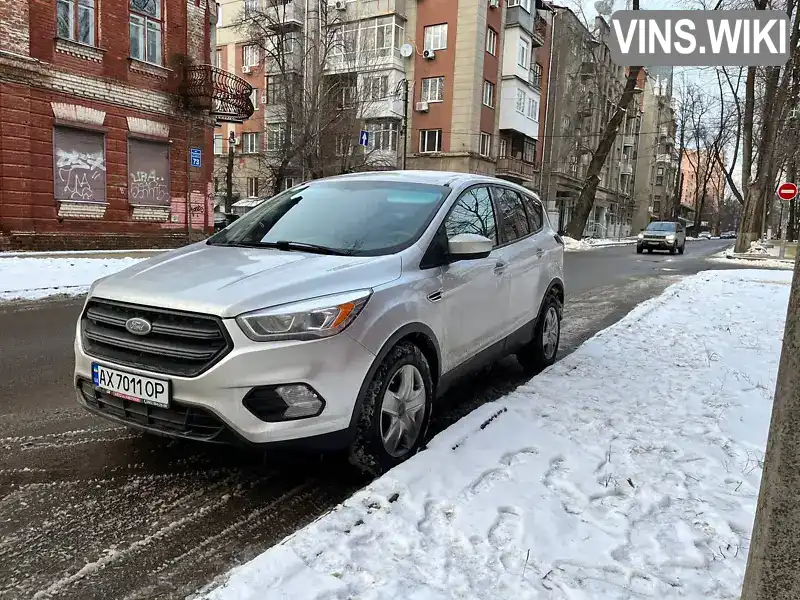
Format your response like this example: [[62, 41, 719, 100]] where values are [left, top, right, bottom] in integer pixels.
[[0, 239, 739, 599]]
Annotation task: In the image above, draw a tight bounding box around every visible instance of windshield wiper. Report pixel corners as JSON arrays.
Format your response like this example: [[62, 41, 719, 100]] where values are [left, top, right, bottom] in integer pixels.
[[220, 240, 351, 256]]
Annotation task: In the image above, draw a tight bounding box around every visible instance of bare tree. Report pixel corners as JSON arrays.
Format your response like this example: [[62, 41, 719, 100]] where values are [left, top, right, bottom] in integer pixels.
[[234, 1, 400, 197], [563, 0, 642, 239]]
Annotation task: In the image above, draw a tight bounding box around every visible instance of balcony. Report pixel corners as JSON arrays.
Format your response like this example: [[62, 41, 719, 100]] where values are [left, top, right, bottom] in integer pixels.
[[496, 157, 538, 182], [506, 6, 543, 46], [619, 160, 633, 175], [327, 0, 406, 20], [181, 65, 255, 123], [623, 135, 635, 147], [533, 14, 547, 47], [265, 0, 303, 28], [656, 153, 671, 163]]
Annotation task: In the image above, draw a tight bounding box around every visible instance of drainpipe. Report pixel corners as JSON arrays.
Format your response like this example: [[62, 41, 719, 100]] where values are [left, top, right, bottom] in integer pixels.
[[541, 9, 556, 221]]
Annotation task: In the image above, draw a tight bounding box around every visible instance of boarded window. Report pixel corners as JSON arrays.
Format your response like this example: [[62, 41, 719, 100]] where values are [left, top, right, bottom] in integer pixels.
[[128, 138, 170, 206], [54, 127, 107, 203]]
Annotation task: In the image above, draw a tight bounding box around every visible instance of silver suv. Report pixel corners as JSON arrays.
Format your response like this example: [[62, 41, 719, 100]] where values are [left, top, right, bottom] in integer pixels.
[[74, 171, 565, 474]]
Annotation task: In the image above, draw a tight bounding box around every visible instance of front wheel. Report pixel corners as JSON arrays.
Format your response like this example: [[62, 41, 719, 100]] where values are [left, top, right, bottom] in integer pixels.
[[669, 243, 677, 255], [349, 342, 434, 476], [636, 244, 643, 254], [678, 243, 685, 255], [517, 289, 563, 375]]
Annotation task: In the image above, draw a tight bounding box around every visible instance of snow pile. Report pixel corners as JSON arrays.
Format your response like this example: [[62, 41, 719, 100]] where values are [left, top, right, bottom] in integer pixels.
[[199, 269, 792, 600], [746, 242, 770, 255], [0, 257, 145, 302], [710, 247, 795, 270], [562, 236, 637, 252]]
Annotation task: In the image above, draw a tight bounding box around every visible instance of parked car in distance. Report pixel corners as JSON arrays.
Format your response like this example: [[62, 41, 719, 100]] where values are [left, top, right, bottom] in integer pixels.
[[637, 221, 687, 255], [698, 231, 712, 240], [721, 230, 736, 239], [74, 171, 565, 475]]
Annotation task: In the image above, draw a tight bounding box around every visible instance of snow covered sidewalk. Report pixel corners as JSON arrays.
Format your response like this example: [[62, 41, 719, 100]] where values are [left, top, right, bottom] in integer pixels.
[[562, 236, 638, 252], [199, 269, 792, 600], [0, 256, 147, 302]]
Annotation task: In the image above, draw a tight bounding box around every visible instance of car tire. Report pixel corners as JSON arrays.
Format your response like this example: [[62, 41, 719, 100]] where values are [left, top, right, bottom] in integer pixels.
[[348, 341, 434, 476], [636, 245, 643, 254], [669, 243, 677, 255], [647, 248, 653, 253], [517, 289, 563, 375]]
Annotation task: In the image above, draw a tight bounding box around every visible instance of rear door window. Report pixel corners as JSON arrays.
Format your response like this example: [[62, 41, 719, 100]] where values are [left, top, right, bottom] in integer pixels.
[[492, 187, 531, 243]]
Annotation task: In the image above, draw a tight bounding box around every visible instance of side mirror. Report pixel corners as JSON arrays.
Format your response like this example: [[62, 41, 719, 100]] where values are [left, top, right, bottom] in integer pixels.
[[447, 233, 493, 261]]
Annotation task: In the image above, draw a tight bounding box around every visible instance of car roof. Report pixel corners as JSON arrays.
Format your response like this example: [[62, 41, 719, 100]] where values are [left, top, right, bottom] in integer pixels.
[[320, 170, 529, 191]]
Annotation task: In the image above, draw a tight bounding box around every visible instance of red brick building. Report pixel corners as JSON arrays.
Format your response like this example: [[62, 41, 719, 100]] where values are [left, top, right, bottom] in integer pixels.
[[0, 0, 252, 250]]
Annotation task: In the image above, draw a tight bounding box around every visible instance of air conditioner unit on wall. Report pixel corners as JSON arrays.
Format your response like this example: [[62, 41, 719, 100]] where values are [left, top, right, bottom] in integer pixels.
[[416, 101, 429, 112], [423, 49, 436, 60], [489, 0, 499, 7], [242, 65, 251, 74], [334, 0, 346, 9]]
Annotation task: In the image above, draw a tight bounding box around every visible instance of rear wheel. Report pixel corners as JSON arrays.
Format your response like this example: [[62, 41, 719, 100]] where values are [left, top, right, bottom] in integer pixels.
[[349, 342, 434, 476], [517, 289, 563, 375]]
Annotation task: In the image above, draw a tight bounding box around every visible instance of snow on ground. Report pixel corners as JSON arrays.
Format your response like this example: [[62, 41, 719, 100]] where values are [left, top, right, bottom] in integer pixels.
[[562, 236, 637, 252], [0, 257, 145, 302], [199, 269, 793, 600], [709, 246, 795, 270]]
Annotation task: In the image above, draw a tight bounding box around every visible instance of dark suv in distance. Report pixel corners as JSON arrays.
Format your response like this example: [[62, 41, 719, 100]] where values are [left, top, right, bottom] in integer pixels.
[[636, 221, 686, 255]]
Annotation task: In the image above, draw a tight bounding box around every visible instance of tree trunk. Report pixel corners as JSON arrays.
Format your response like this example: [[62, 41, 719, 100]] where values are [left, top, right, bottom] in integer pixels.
[[565, 70, 642, 239], [739, 253, 800, 600], [741, 66, 756, 206], [225, 141, 234, 213]]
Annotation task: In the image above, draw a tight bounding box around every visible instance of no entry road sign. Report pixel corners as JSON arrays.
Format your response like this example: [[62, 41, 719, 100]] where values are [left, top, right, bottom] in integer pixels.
[[778, 182, 798, 201]]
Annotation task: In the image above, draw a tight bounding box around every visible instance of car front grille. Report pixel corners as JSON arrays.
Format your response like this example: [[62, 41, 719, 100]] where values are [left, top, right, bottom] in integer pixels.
[[79, 381, 227, 441], [81, 299, 232, 377]]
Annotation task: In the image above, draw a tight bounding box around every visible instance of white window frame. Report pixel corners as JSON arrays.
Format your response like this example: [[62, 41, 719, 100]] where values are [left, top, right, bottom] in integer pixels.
[[423, 23, 448, 51], [58, 0, 96, 46], [129, 0, 163, 65], [419, 129, 442, 153], [486, 27, 497, 55], [483, 80, 495, 108], [516, 89, 526, 114], [242, 132, 259, 154], [266, 122, 286, 151], [421, 76, 444, 103], [242, 44, 260, 67], [499, 138, 508, 158], [366, 120, 399, 151], [246, 177, 259, 198], [508, 0, 531, 11], [365, 75, 389, 101], [479, 133, 491, 157], [214, 134, 223, 155], [243, 0, 259, 17], [250, 88, 259, 108], [517, 38, 530, 69], [215, 49, 223, 69]]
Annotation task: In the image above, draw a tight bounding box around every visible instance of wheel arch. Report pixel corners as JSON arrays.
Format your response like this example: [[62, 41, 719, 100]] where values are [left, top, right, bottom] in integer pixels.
[[347, 323, 442, 431]]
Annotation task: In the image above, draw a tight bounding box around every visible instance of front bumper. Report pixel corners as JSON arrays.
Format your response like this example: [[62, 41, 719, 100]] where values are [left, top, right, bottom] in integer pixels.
[[638, 238, 676, 249], [74, 318, 377, 447]]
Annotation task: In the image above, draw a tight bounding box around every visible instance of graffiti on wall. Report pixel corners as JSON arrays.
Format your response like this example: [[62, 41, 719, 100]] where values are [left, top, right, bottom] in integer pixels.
[[130, 170, 170, 204], [55, 149, 106, 202]]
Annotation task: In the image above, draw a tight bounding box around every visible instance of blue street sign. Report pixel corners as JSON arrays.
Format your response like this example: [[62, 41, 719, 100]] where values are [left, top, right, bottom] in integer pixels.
[[190, 147, 202, 168], [359, 130, 369, 147]]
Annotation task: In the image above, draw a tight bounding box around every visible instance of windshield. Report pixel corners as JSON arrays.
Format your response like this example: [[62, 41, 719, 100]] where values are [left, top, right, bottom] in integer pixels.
[[646, 222, 677, 232], [207, 179, 451, 256]]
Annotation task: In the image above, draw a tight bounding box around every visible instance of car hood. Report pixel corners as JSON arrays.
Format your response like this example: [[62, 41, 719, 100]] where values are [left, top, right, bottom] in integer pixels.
[[89, 242, 403, 318]]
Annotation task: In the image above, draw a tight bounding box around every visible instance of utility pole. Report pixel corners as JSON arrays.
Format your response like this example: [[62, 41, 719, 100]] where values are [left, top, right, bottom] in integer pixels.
[[225, 130, 235, 213], [395, 79, 410, 170], [740, 253, 800, 600]]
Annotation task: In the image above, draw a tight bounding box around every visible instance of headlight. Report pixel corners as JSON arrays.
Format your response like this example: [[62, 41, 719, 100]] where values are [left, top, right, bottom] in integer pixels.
[[236, 289, 372, 342], [666, 234, 675, 241], [637, 233, 644, 239]]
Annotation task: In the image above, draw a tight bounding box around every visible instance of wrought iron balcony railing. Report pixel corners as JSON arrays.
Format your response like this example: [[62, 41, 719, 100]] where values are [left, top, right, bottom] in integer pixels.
[[181, 64, 255, 123]]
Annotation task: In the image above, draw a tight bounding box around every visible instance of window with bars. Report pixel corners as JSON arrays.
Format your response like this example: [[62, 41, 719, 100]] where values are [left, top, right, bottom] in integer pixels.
[[531, 63, 543, 88], [242, 132, 259, 154], [421, 77, 444, 103], [129, 0, 162, 65], [419, 129, 442, 153], [57, 0, 96, 46], [423, 23, 448, 51]]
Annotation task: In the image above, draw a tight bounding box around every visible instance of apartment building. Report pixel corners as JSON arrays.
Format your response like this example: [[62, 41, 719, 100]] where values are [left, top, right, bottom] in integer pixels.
[[495, 0, 549, 189], [213, 0, 522, 206], [540, 9, 643, 238], [0, 0, 239, 250], [679, 149, 725, 232], [631, 68, 679, 233]]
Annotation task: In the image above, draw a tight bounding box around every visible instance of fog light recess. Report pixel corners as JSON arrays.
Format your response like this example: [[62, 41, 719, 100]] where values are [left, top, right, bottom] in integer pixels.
[[243, 384, 325, 422]]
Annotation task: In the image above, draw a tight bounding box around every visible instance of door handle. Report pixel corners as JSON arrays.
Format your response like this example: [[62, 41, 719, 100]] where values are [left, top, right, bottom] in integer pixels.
[[494, 259, 508, 275], [536, 248, 544, 258]]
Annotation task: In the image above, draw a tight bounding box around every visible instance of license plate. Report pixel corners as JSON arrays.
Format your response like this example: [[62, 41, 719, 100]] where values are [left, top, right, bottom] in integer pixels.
[[92, 363, 170, 408]]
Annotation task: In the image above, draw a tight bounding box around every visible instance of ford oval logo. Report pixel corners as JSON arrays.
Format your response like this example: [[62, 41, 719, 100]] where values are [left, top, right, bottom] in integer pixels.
[[125, 317, 152, 336]]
